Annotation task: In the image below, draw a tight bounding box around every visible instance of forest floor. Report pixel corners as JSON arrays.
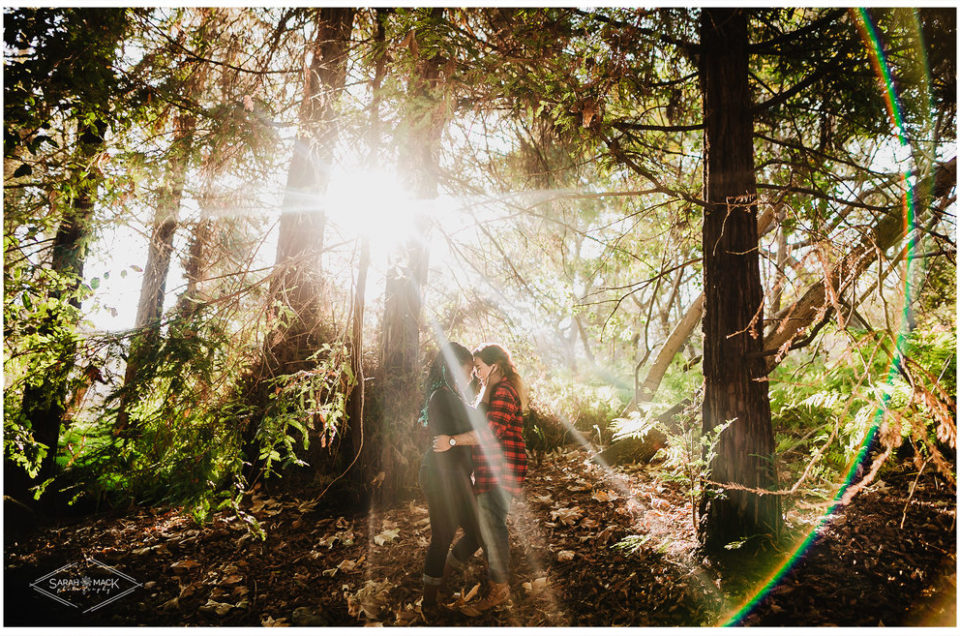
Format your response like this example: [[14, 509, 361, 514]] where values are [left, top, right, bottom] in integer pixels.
[[4, 447, 956, 627]]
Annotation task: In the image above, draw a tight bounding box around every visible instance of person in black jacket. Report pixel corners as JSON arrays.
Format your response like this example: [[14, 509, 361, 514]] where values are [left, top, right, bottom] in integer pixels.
[[418, 342, 482, 610]]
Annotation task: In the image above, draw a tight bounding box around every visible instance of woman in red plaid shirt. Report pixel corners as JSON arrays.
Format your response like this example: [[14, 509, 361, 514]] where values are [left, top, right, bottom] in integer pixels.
[[433, 343, 528, 615]]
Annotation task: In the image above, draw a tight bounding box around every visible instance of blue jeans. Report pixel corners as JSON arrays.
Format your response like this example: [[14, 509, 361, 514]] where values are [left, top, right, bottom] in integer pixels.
[[451, 486, 512, 583]]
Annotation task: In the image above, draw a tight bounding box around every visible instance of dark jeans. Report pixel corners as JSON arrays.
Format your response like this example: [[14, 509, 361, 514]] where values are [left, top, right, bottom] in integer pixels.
[[420, 460, 479, 585], [451, 485, 512, 584]]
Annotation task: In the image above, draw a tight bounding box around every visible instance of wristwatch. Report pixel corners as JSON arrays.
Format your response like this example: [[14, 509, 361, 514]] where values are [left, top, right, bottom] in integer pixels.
[[448, 437, 457, 446]]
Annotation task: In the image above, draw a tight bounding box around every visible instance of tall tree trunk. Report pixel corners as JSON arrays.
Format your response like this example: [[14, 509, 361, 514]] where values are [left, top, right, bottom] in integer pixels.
[[343, 8, 390, 503], [625, 202, 778, 410], [241, 8, 355, 477], [698, 8, 781, 551], [176, 215, 216, 318], [114, 112, 196, 437], [377, 8, 446, 501], [263, 7, 354, 376], [16, 121, 106, 497]]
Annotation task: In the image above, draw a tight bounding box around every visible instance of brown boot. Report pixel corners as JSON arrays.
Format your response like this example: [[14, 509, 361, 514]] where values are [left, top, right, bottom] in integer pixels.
[[460, 582, 510, 616]]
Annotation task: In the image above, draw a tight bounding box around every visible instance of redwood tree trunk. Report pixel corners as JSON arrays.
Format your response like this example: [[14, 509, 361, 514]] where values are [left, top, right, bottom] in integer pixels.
[[241, 8, 355, 477], [18, 121, 105, 492], [177, 215, 215, 318], [114, 112, 195, 437], [698, 8, 781, 551], [377, 9, 445, 501], [263, 8, 354, 377]]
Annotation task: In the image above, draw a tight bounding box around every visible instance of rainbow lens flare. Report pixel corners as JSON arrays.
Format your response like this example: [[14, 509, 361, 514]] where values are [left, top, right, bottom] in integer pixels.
[[722, 7, 935, 626]]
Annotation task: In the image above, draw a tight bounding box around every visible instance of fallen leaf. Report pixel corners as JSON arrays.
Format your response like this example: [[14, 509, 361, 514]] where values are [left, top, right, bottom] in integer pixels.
[[171, 559, 200, 575], [346, 579, 394, 620], [221, 574, 243, 585], [522, 577, 549, 598], [463, 582, 481, 603], [132, 544, 162, 556], [551, 506, 584, 526], [318, 529, 355, 549], [592, 489, 619, 503], [178, 581, 202, 599], [261, 616, 290, 627], [200, 599, 233, 616], [373, 529, 400, 546], [250, 497, 281, 514]]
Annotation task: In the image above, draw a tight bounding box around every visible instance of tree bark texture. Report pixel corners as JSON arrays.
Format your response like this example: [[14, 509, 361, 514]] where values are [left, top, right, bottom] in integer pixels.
[[265, 7, 355, 378], [114, 112, 196, 437], [134, 114, 196, 329], [177, 216, 215, 317], [377, 9, 446, 500], [698, 8, 781, 551], [18, 121, 106, 494], [241, 8, 355, 480]]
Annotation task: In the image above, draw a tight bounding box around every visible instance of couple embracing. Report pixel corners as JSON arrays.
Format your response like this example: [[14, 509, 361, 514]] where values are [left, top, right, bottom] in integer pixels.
[[418, 342, 528, 617]]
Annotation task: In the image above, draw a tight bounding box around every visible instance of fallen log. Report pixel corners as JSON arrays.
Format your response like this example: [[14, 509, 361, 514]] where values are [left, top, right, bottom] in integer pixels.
[[592, 400, 689, 466]]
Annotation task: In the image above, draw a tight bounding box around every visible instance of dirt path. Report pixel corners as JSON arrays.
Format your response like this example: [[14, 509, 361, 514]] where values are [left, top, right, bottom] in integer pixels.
[[4, 449, 955, 626]]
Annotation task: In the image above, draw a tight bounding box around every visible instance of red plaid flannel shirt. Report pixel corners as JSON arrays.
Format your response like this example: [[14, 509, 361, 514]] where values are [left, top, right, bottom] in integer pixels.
[[472, 381, 527, 496]]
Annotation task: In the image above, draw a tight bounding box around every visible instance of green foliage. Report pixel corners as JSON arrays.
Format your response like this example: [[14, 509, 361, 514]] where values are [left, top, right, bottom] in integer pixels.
[[254, 343, 357, 479], [612, 533, 651, 555], [522, 404, 568, 463], [47, 309, 359, 522], [3, 257, 92, 495], [533, 374, 628, 445], [770, 326, 956, 498], [58, 312, 247, 514], [614, 394, 727, 531]]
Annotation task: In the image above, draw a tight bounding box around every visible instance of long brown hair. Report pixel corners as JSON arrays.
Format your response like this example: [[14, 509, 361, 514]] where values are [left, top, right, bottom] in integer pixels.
[[473, 343, 529, 412]]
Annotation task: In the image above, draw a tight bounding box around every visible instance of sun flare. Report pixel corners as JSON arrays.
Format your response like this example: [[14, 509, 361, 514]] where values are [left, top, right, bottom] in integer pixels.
[[325, 166, 425, 253]]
